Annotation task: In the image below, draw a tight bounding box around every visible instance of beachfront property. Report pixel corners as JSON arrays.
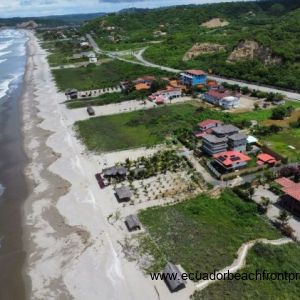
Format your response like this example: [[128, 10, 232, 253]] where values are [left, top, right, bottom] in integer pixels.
[[213, 151, 251, 172], [103, 166, 128, 178], [180, 69, 207, 87], [275, 177, 300, 215], [163, 263, 186, 292], [203, 89, 240, 109], [227, 133, 248, 152], [148, 88, 182, 103]]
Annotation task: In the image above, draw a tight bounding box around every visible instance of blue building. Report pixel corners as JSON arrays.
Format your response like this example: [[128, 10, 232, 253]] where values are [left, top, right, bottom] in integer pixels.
[[180, 69, 207, 86]]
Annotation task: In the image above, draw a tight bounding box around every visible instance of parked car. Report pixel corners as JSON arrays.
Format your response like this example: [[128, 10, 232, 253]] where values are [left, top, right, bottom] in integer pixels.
[[87, 106, 95, 116]]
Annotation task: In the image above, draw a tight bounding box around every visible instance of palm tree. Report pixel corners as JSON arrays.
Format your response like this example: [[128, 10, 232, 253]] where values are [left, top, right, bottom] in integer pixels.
[[278, 210, 290, 225]]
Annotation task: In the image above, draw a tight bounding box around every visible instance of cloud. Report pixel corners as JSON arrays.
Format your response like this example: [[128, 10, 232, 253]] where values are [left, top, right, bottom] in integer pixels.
[[0, 0, 244, 18]]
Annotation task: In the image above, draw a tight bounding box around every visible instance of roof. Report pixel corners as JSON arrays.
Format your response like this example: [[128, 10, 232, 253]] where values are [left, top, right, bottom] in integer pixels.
[[257, 153, 276, 163], [205, 89, 232, 100], [212, 124, 240, 136], [247, 135, 258, 144], [283, 186, 300, 202], [275, 177, 300, 202], [198, 119, 222, 128], [163, 263, 185, 292], [275, 177, 297, 188], [135, 83, 150, 90], [203, 134, 227, 143], [125, 215, 141, 230], [155, 95, 165, 104], [213, 151, 251, 166], [184, 69, 206, 76], [115, 186, 132, 200], [135, 75, 156, 82], [103, 166, 127, 176], [228, 133, 247, 141]]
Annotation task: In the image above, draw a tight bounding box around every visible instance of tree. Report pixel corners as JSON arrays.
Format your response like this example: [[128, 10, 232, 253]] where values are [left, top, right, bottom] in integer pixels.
[[269, 3, 285, 16], [278, 210, 289, 225]]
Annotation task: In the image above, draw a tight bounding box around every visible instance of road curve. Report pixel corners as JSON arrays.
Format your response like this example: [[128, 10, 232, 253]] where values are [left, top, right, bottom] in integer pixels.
[[134, 48, 300, 100], [195, 237, 292, 291]]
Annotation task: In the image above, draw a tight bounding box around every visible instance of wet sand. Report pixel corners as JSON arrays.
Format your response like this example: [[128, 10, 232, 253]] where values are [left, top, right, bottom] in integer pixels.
[[0, 63, 27, 299]]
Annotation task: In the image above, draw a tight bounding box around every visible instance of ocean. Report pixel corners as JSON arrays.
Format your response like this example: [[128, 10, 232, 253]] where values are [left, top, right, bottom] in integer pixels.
[[0, 29, 28, 299]]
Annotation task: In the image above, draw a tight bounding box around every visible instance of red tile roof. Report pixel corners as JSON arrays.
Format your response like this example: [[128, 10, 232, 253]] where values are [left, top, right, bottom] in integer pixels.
[[198, 119, 222, 128], [257, 153, 277, 163], [206, 89, 231, 100], [283, 186, 300, 202], [275, 177, 300, 202], [275, 177, 296, 188], [213, 151, 251, 166], [185, 69, 206, 76]]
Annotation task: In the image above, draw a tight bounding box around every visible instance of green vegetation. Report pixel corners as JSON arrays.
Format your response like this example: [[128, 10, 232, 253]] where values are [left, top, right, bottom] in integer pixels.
[[66, 90, 147, 109], [193, 243, 300, 300], [271, 105, 295, 120], [75, 103, 196, 152], [75, 101, 300, 152], [265, 128, 300, 162], [83, 0, 300, 91], [41, 40, 85, 66], [53, 60, 170, 91], [138, 190, 280, 274]]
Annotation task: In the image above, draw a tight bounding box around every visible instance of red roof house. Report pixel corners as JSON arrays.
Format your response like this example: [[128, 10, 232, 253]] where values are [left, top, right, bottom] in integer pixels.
[[194, 119, 223, 138], [257, 153, 277, 166], [275, 177, 300, 214], [213, 151, 251, 171]]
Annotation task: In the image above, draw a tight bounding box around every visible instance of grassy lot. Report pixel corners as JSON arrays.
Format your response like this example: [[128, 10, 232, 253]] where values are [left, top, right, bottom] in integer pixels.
[[41, 40, 85, 66], [193, 242, 300, 300], [66, 90, 148, 109], [53, 59, 171, 91], [138, 190, 280, 274], [75, 103, 197, 152], [75, 101, 300, 152], [265, 128, 300, 162]]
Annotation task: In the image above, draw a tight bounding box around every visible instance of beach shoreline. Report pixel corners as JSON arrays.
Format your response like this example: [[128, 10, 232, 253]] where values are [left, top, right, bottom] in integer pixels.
[[21, 30, 192, 300], [21, 31, 156, 300]]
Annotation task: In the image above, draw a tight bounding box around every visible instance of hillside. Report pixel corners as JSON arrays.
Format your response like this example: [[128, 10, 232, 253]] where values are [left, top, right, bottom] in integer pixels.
[[82, 0, 300, 91], [0, 12, 105, 28]]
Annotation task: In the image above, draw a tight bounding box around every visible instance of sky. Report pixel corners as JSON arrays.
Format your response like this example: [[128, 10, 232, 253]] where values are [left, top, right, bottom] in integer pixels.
[[0, 0, 246, 18]]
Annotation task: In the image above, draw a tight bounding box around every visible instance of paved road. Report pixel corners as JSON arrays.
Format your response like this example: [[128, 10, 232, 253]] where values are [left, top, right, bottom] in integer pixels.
[[87, 34, 300, 100]]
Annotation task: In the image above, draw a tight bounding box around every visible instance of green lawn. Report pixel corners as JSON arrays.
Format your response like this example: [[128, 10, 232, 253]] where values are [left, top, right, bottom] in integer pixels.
[[138, 190, 280, 275], [41, 40, 84, 66], [75, 103, 197, 152], [75, 102, 299, 153], [265, 128, 300, 162], [52, 59, 171, 91], [193, 242, 300, 300]]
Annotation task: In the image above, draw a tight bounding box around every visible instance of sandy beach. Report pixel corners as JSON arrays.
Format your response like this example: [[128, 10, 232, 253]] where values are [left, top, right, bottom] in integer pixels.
[[21, 31, 195, 300]]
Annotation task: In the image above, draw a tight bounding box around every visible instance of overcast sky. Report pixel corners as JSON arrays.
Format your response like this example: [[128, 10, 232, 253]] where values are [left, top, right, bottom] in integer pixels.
[[0, 0, 246, 18]]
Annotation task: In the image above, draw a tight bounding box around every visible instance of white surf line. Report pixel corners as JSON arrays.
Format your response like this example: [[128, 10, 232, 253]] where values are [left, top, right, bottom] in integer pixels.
[[195, 237, 292, 291]]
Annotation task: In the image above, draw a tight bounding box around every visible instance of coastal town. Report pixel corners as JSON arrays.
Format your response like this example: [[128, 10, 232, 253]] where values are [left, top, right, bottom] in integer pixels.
[[1, 1, 300, 299], [27, 19, 300, 298]]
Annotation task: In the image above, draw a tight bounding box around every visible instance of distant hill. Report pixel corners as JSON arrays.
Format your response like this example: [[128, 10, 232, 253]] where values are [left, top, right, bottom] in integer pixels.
[[0, 12, 106, 28], [82, 0, 300, 91]]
